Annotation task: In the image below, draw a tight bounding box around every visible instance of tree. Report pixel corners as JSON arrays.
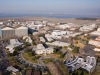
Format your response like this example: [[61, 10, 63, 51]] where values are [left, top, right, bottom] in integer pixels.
[[83, 70, 89, 75], [32, 56, 36, 60], [2, 70, 11, 75], [13, 50, 19, 56], [72, 46, 79, 53], [13, 46, 19, 51], [64, 46, 68, 50], [32, 51, 36, 56], [28, 52, 33, 56], [75, 41, 78, 44], [69, 44, 74, 48], [53, 47, 60, 53]]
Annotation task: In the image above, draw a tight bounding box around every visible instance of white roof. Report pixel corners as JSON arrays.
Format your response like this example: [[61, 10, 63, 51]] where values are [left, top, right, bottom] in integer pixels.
[[36, 44, 45, 49], [2, 27, 14, 30], [94, 48, 100, 52], [16, 26, 28, 29], [91, 31, 100, 36], [46, 41, 69, 47], [97, 28, 100, 32]]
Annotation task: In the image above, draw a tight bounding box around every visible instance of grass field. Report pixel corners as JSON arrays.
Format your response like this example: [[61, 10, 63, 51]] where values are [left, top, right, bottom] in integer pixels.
[[22, 52, 38, 63]]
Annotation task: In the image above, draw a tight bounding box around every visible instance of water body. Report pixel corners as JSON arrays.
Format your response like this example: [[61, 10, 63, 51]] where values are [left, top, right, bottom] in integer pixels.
[[0, 13, 99, 18]]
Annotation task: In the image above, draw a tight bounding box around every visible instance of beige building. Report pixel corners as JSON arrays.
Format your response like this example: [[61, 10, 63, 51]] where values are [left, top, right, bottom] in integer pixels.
[[15, 26, 28, 37], [1, 27, 15, 39]]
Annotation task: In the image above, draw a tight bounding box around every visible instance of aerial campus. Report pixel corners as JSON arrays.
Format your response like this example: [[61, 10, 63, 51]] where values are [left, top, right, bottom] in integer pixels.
[[0, 18, 100, 75], [0, 0, 100, 75]]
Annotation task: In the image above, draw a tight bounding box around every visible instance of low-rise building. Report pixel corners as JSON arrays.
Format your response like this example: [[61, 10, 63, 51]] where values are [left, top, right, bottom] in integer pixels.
[[23, 36, 33, 44], [79, 24, 96, 32], [90, 28, 100, 36], [6, 39, 23, 53], [46, 41, 70, 47], [65, 56, 96, 73], [56, 23, 78, 29], [32, 44, 54, 55], [7, 66, 19, 73], [39, 37, 46, 42], [89, 40, 100, 47], [45, 34, 54, 42]]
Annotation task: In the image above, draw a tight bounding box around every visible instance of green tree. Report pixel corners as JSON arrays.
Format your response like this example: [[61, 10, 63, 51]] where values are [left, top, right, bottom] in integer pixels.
[[72, 46, 79, 53], [13, 50, 19, 56], [69, 44, 74, 48], [32, 56, 36, 60], [53, 47, 60, 53], [28, 52, 33, 56]]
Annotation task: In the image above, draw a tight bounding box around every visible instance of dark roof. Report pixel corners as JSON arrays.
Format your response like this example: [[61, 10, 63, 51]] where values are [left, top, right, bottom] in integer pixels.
[[25, 70, 32, 75], [33, 71, 41, 75]]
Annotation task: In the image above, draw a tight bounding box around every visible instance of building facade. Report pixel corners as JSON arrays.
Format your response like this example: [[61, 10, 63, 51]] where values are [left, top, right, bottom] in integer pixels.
[[1, 27, 15, 39], [15, 26, 28, 37]]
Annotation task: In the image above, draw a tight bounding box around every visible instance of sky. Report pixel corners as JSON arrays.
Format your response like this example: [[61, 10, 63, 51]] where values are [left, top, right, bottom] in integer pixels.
[[0, 0, 100, 16]]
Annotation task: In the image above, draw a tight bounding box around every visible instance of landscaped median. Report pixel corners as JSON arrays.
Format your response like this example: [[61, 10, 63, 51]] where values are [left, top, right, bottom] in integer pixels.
[[22, 52, 38, 63]]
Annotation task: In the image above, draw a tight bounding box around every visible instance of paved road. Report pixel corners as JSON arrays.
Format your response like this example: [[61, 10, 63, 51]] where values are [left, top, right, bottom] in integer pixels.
[[16, 50, 45, 69], [61, 49, 71, 61], [15, 45, 72, 69]]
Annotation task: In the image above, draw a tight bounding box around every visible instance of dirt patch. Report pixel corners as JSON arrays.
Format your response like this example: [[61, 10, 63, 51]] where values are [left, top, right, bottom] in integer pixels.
[[47, 62, 62, 75]]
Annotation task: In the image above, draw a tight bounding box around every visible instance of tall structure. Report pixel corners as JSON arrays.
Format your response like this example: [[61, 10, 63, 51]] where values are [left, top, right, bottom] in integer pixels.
[[0, 28, 2, 39], [1, 27, 15, 39], [15, 26, 28, 37]]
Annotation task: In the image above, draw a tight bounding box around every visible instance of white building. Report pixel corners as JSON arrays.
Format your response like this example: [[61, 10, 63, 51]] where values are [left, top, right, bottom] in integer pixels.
[[65, 32, 82, 38], [6, 39, 23, 53], [90, 28, 100, 36], [89, 40, 100, 47], [94, 48, 100, 52], [45, 34, 54, 42], [39, 37, 46, 42], [82, 56, 96, 73], [46, 41, 70, 47], [15, 26, 28, 37], [52, 30, 67, 36], [80, 24, 96, 32], [97, 28, 100, 32], [65, 57, 84, 72], [56, 23, 78, 29], [65, 56, 96, 73], [51, 30, 67, 39], [23, 36, 33, 44], [7, 66, 19, 73], [32, 44, 54, 55], [1, 27, 15, 39], [0, 22, 3, 25]]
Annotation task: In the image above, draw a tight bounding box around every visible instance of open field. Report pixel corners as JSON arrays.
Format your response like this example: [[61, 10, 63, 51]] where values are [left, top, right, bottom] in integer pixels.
[[0, 17, 100, 25]]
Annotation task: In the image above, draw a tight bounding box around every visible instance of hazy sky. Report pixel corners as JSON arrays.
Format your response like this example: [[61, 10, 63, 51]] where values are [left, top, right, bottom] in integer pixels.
[[0, 0, 100, 16]]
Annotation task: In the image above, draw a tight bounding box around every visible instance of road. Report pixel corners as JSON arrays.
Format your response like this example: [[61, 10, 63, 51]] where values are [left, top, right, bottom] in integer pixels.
[[61, 49, 71, 62]]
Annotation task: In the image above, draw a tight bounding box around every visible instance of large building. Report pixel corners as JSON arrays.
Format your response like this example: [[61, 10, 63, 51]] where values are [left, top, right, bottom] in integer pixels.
[[90, 28, 100, 36], [65, 56, 96, 73], [0, 28, 2, 39], [15, 26, 28, 37], [1, 27, 15, 39]]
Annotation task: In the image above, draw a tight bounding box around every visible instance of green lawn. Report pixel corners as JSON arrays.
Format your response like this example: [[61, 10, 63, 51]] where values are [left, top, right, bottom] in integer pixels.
[[43, 58, 54, 64], [22, 52, 38, 63]]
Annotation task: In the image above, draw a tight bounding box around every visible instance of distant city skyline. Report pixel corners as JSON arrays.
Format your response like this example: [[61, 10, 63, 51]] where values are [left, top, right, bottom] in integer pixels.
[[0, 0, 100, 17]]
